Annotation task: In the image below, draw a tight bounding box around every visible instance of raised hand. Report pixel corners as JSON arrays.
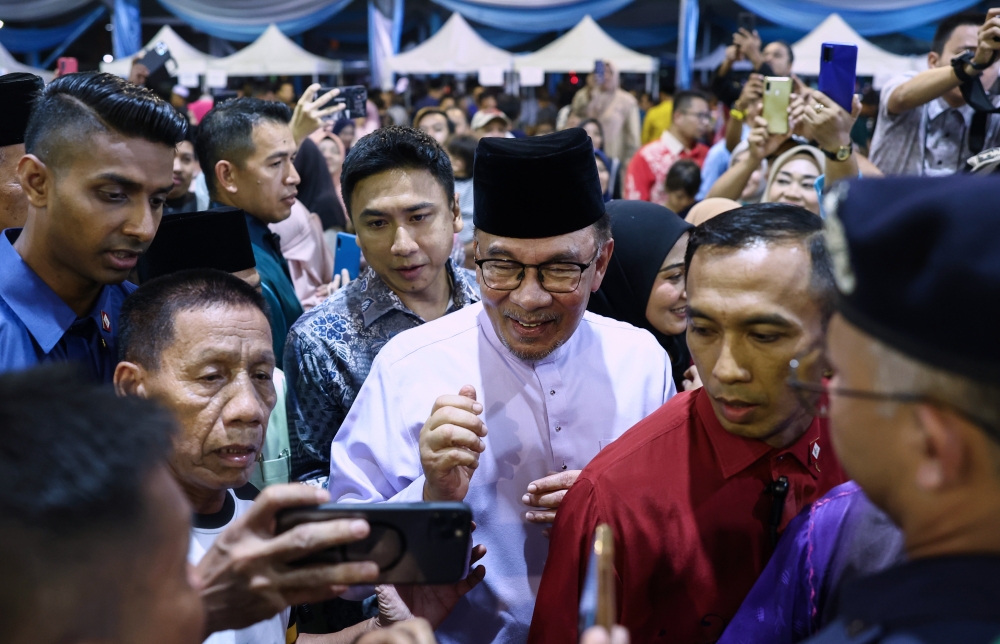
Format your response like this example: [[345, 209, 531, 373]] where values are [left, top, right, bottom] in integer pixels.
[[291, 83, 345, 145], [420, 385, 487, 502]]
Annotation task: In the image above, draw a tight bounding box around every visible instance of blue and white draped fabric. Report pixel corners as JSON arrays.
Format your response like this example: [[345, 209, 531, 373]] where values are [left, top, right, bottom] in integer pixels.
[[676, 0, 699, 90], [0, 0, 92, 21], [732, 0, 982, 36], [113, 0, 143, 60], [369, 0, 403, 91], [157, 0, 355, 40], [430, 0, 636, 32]]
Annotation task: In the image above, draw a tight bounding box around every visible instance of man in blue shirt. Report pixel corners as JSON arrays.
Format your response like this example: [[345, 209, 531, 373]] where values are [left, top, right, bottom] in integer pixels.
[[0, 72, 187, 382], [195, 98, 304, 365]]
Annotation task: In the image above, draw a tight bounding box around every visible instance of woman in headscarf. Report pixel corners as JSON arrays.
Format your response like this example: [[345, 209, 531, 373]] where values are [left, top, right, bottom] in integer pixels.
[[293, 134, 347, 231], [268, 199, 336, 311], [588, 199, 699, 391], [760, 144, 825, 216], [333, 118, 357, 151], [310, 128, 348, 223]]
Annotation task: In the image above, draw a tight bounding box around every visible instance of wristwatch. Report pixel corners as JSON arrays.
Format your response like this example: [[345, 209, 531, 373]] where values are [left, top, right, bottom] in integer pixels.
[[822, 140, 853, 162]]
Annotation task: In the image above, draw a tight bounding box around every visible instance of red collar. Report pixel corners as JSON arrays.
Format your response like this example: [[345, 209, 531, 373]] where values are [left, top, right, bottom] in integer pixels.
[[695, 388, 823, 480]]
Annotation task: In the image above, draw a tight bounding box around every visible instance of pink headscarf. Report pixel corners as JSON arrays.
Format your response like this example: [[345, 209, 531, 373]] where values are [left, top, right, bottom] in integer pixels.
[[269, 199, 335, 311], [309, 128, 348, 217]]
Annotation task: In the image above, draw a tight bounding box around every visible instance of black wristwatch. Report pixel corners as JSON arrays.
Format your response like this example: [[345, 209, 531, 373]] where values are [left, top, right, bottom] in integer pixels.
[[821, 140, 853, 162]]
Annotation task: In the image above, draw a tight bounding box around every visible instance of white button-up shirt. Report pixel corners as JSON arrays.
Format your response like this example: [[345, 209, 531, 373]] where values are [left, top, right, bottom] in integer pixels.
[[328, 302, 675, 644]]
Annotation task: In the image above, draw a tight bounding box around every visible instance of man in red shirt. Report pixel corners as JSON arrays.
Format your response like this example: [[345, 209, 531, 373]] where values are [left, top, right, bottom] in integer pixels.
[[625, 90, 711, 206], [528, 203, 848, 644]]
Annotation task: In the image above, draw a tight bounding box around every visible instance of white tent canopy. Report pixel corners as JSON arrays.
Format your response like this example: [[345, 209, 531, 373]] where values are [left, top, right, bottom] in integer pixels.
[[212, 24, 341, 76], [100, 25, 217, 77], [792, 13, 923, 85], [388, 13, 513, 74], [0, 42, 53, 81], [514, 15, 655, 73]]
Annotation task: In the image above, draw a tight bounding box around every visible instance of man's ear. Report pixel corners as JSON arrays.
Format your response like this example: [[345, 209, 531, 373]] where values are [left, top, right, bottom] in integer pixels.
[[928, 51, 940, 69], [215, 160, 238, 194], [590, 238, 615, 293], [17, 154, 50, 208], [452, 193, 464, 234], [913, 403, 968, 492], [114, 361, 149, 398]]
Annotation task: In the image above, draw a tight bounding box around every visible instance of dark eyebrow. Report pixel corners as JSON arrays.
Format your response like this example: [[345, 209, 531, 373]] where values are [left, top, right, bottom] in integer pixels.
[[96, 173, 142, 191], [359, 202, 437, 219], [688, 308, 794, 329], [265, 150, 290, 162], [658, 262, 684, 273]]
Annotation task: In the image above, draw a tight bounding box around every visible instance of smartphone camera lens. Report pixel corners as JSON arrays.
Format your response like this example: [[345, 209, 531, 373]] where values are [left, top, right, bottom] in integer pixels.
[[822, 46, 833, 63]]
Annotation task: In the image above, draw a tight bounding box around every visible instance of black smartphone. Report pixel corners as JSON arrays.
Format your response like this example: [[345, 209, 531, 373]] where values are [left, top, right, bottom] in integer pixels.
[[738, 12, 757, 33], [275, 502, 472, 584], [320, 85, 368, 120]]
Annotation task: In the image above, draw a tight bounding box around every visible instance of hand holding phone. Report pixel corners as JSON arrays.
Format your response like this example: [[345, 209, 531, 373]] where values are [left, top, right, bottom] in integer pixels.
[[419, 385, 487, 503], [320, 85, 368, 120]]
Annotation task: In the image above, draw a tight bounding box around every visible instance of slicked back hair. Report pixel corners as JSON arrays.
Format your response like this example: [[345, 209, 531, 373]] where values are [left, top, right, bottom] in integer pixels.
[[341, 125, 454, 218], [195, 97, 293, 198], [25, 72, 187, 171], [0, 365, 175, 640], [119, 268, 270, 370], [685, 202, 835, 322]]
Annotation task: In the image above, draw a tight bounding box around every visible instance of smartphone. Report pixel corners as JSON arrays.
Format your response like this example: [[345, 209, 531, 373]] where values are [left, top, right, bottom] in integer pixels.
[[579, 524, 616, 632], [737, 12, 757, 34], [57, 57, 78, 76], [594, 60, 606, 85], [275, 502, 472, 584], [763, 76, 792, 135], [818, 43, 858, 114], [333, 232, 362, 281], [320, 85, 368, 120]]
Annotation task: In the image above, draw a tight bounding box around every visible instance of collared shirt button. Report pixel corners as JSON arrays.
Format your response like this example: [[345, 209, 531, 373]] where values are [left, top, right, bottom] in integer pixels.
[[555, 426, 562, 432], [550, 389, 556, 395], [561, 464, 568, 470]]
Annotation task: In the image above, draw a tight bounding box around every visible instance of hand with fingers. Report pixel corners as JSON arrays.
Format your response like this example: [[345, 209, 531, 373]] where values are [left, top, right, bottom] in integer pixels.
[[292, 83, 346, 146], [356, 618, 438, 644], [747, 115, 790, 162], [420, 385, 487, 502], [803, 90, 860, 155], [373, 538, 487, 628], [522, 469, 583, 537], [975, 8, 1000, 69], [581, 626, 631, 644], [733, 29, 763, 67], [194, 484, 380, 636], [735, 74, 765, 114], [316, 268, 353, 300]]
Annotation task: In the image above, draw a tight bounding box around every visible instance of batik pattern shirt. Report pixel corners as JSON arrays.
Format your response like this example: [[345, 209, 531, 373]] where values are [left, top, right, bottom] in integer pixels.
[[283, 260, 479, 480]]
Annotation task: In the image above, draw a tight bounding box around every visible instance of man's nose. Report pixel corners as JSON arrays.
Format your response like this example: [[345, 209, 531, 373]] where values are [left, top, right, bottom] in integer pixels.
[[713, 339, 752, 384], [222, 373, 268, 426], [508, 269, 553, 312], [391, 226, 419, 256], [286, 161, 300, 186]]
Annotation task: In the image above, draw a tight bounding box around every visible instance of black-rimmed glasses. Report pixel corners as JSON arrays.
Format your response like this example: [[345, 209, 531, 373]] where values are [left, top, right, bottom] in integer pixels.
[[474, 248, 600, 293], [786, 346, 999, 435]]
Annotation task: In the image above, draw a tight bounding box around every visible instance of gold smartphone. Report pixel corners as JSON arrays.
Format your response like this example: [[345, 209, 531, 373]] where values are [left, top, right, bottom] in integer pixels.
[[762, 76, 792, 135], [579, 524, 616, 630]]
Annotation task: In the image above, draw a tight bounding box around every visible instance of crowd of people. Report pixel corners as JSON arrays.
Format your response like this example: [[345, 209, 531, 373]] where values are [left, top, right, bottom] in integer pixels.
[[3, 7, 1000, 644]]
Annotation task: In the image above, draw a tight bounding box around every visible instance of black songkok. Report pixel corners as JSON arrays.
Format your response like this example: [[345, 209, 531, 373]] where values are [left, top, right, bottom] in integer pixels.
[[473, 128, 605, 238], [825, 176, 1000, 383], [0, 73, 44, 148], [138, 207, 256, 281]]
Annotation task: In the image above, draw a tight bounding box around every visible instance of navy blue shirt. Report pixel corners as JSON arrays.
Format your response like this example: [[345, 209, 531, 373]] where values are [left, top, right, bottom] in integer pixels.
[[0, 229, 135, 382]]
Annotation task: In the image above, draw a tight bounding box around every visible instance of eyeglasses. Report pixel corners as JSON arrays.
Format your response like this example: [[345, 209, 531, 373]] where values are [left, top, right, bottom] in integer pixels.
[[474, 248, 600, 293], [786, 346, 1000, 436]]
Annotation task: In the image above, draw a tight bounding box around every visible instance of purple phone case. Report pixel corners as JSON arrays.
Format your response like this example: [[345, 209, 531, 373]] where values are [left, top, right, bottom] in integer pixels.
[[818, 43, 858, 113]]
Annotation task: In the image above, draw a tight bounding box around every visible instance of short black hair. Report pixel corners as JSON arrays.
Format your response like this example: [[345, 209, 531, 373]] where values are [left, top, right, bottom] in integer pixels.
[[769, 40, 795, 65], [119, 268, 270, 369], [25, 72, 187, 171], [341, 125, 454, 218], [674, 89, 710, 114], [686, 202, 835, 321], [497, 93, 522, 122], [666, 159, 702, 197], [446, 134, 478, 178], [196, 97, 292, 198], [932, 11, 985, 55], [0, 365, 175, 639]]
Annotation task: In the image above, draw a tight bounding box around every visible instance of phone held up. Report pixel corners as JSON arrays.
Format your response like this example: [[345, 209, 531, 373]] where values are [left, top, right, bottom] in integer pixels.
[[594, 60, 606, 86], [275, 502, 473, 585], [57, 57, 78, 76], [333, 232, 362, 281], [737, 11, 757, 34], [320, 85, 368, 121], [579, 524, 616, 632], [818, 43, 858, 114], [763, 76, 793, 135]]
